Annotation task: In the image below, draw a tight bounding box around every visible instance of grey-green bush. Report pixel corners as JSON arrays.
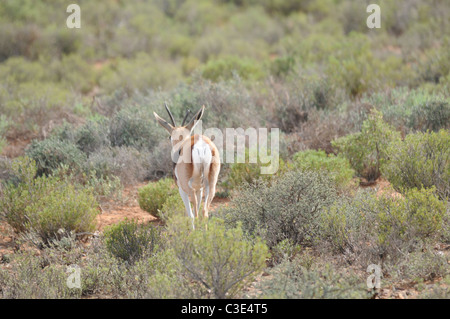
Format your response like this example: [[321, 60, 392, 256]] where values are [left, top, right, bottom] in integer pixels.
[[382, 129, 449, 200], [332, 109, 401, 182], [103, 219, 161, 265], [222, 170, 337, 248], [25, 137, 87, 176], [0, 157, 98, 245], [167, 216, 269, 299]]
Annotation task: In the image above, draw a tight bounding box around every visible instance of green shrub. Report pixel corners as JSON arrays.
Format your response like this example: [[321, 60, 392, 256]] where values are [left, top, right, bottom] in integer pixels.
[[108, 107, 162, 150], [74, 119, 110, 155], [25, 137, 87, 176], [222, 147, 287, 193], [103, 219, 161, 265], [319, 199, 354, 254], [138, 178, 178, 217], [0, 157, 98, 245], [86, 146, 151, 185], [408, 101, 450, 132], [375, 188, 446, 248], [292, 149, 355, 189], [98, 53, 181, 94], [332, 109, 401, 182], [320, 186, 447, 267], [257, 257, 371, 299], [270, 55, 295, 77], [0, 115, 10, 153], [167, 216, 269, 299], [0, 251, 81, 299], [382, 129, 450, 200], [364, 88, 450, 133], [159, 194, 186, 221], [390, 251, 449, 283], [270, 239, 302, 265], [201, 56, 264, 82], [223, 170, 337, 248]]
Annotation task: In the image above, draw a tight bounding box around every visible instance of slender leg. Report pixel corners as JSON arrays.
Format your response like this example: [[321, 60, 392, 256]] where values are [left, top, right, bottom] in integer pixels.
[[203, 181, 209, 219], [192, 191, 199, 218], [196, 189, 203, 218], [207, 178, 216, 211], [179, 187, 195, 229]]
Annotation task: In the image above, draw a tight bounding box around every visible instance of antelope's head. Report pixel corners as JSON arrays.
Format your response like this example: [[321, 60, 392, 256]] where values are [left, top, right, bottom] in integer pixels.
[[153, 103, 205, 148]]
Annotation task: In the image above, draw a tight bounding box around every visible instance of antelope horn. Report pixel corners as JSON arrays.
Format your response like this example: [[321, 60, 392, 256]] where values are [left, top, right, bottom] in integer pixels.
[[164, 101, 176, 126], [181, 109, 191, 126]]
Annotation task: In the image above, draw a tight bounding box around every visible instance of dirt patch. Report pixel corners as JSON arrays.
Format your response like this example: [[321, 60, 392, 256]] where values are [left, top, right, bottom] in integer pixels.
[[95, 183, 230, 231]]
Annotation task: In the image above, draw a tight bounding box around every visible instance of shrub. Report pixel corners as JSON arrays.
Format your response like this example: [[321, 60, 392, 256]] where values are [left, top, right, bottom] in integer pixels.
[[364, 88, 450, 133], [25, 137, 87, 176], [382, 129, 450, 200], [292, 149, 355, 190], [319, 198, 355, 254], [0, 251, 81, 299], [138, 178, 178, 217], [257, 256, 371, 299], [108, 107, 162, 150], [159, 194, 186, 221], [103, 219, 161, 265], [201, 56, 264, 82], [74, 119, 110, 155], [332, 109, 401, 183], [390, 250, 449, 283], [98, 52, 181, 94], [222, 147, 287, 194], [408, 101, 450, 132], [223, 170, 337, 248], [0, 115, 10, 154], [167, 216, 269, 299], [374, 188, 446, 248], [323, 187, 447, 265], [86, 146, 151, 185], [0, 157, 98, 245]]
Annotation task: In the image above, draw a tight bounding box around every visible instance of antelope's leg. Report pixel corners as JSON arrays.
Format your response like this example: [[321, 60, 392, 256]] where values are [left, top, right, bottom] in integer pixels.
[[196, 188, 203, 218], [179, 187, 195, 225], [192, 191, 199, 218], [206, 177, 216, 215], [203, 181, 210, 219]]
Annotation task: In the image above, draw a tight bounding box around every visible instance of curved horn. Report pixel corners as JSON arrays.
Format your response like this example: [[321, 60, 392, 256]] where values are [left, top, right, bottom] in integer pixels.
[[181, 109, 191, 126], [164, 101, 176, 126]]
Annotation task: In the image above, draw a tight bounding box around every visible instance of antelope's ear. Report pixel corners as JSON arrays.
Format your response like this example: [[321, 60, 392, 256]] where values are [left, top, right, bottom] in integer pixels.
[[185, 105, 205, 132], [154, 112, 174, 133]]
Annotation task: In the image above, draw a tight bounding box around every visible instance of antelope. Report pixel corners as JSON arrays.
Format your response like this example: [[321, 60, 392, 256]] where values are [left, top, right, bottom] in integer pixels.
[[153, 104, 220, 226]]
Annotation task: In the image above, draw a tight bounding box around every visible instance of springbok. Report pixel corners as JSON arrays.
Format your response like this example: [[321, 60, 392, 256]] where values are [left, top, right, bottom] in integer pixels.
[[153, 104, 220, 225]]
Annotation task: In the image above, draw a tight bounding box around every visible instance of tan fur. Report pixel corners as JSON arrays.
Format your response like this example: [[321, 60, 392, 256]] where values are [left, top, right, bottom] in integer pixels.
[[154, 106, 220, 219], [176, 134, 220, 218]]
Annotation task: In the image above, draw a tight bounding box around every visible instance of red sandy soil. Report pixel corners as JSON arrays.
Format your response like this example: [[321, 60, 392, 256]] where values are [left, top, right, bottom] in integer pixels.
[[95, 183, 230, 231]]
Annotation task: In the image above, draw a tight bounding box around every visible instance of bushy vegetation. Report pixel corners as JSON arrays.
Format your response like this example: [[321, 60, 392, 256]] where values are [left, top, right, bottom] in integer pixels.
[[222, 147, 287, 194], [292, 149, 355, 190], [1, 0, 450, 300], [332, 109, 401, 183], [103, 219, 161, 265], [0, 157, 98, 245], [257, 256, 371, 299], [222, 170, 337, 248], [320, 187, 447, 264], [382, 129, 450, 200], [167, 216, 269, 299], [138, 178, 178, 217]]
